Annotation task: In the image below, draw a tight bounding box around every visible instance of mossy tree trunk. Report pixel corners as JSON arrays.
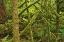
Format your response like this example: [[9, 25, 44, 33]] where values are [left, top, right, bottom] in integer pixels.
[[12, 0, 20, 42]]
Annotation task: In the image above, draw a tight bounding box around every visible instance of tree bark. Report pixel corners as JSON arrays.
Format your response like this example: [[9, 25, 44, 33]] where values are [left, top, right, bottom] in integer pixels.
[[0, 0, 7, 24], [12, 0, 20, 42]]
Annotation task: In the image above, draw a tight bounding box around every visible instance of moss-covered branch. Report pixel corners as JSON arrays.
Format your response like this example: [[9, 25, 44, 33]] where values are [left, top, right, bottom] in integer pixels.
[[19, 0, 40, 16], [18, 1, 26, 8], [20, 10, 40, 36]]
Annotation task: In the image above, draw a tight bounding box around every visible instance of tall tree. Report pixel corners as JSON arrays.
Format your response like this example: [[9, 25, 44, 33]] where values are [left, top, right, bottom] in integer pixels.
[[12, 0, 20, 42], [55, 0, 59, 37], [0, 0, 7, 24]]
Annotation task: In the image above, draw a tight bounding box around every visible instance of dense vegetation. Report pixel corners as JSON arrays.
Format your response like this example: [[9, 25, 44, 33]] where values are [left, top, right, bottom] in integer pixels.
[[0, 0, 64, 42]]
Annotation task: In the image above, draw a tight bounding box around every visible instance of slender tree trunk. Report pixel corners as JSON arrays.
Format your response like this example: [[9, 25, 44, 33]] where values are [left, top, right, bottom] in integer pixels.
[[12, 0, 20, 42], [55, 0, 59, 37]]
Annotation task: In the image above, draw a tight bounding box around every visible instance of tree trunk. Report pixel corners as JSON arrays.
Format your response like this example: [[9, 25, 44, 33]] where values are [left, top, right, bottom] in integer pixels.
[[55, 0, 59, 37], [12, 0, 20, 42], [0, 0, 7, 24]]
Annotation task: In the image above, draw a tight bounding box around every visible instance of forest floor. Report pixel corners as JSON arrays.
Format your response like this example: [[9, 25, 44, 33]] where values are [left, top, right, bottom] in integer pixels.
[[0, 37, 31, 42], [0, 35, 39, 42]]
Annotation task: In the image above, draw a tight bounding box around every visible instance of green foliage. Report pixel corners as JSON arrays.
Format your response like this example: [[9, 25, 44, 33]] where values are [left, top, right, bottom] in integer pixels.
[[50, 25, 56, 32], [4, 0, 12, 15], [1, 0, 64, 42], [0, 24, 8, 31], [2, 35, 9, 42], [60, 29, 64, 36], [8, 20, 13, 23], [7, 38, 13, 42]]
